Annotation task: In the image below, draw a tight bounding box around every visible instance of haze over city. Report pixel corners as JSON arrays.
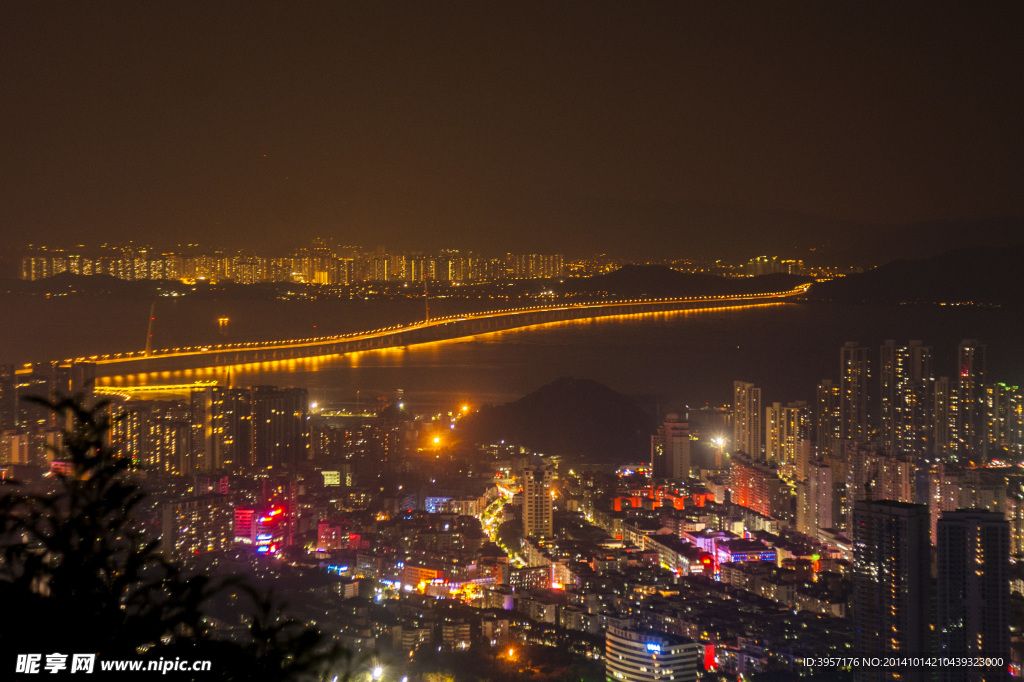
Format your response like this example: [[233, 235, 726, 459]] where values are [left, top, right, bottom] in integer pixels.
[[1, 4, 1022, 682], [3, 3, 1024, 260]]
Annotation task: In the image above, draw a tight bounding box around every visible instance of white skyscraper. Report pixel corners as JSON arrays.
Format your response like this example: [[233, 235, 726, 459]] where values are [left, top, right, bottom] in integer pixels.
[[733, 381, 762, 459], [522, 461, 553, 538]]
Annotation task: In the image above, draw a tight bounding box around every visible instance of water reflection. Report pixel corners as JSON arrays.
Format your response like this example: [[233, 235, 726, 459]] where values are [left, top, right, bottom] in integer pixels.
[[96, 302, 1020, 414]]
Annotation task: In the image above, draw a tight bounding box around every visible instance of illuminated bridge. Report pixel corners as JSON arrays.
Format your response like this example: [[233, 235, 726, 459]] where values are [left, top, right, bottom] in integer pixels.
[[68, 287, 808, 379]]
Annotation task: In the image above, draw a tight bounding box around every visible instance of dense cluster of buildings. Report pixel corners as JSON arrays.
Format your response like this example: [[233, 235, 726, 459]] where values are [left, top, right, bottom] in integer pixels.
[[744, 255, 805, 277], [19, 242, 570, 284], [0, 372, 852, 680], [723, 339, 1022, 680], [850, 501, 1011, 682], [0, 367, 313, 474], [736, 340, 1023, 468], [727, 341, 1023, 556], [18, 241, 860, 288], [2, 337, 1020, 680]]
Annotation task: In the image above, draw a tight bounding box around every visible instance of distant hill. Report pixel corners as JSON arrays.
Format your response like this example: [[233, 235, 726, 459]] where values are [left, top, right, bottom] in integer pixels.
[[0, 273, 295, 300], [456, 377, 656, 466], [482, 194, 1024, 265], [560, 265, 810, 298], [836, 217, 1024, 267], [806, 246, 1024, 308], [0, 272, 145, 296]]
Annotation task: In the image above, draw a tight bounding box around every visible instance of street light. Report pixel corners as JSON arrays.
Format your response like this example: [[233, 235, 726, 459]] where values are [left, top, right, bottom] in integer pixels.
[[712, 436, 726, 469]]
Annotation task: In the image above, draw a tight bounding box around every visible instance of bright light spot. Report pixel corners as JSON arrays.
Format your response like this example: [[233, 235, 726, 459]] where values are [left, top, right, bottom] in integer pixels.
[[372, 666, 383, 680], [461, 405, 469, 412], [433, 436, 441, 444]]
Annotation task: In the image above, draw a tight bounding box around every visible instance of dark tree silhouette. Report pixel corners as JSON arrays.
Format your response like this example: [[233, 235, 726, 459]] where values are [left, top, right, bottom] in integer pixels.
[[0, 396, 347, 680]]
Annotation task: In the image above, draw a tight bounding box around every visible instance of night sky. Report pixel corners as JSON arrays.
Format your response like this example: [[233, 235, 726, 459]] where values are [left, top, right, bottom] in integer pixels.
[[3, 3, 1022, 258]]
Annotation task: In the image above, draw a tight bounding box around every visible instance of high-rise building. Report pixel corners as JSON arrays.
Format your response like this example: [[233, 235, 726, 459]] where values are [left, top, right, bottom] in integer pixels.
[[852, 500, 930, 681], [521, 461, 553, 538], [928, 464, 1007, 544], [21, 254, 52, 281], [651, 413, 690, 480], [928, 463, 961, 545], [1, 429, 63, 467], [160, 493, 234, 559], [188, 387, 254, 472], [844, 446, 916, 533], [765, 400, 810, 478], [16, 366, 57, 429], [0, 364, 16, 432], [983, 383, 1023, 459], [510, 253, 564, 279], [955, 339, 986, 459], [325, 422, 370, 485], [733, 381, 762, 459], [840, 342, 871, 444], [605, 625, 704, 682], [803, 460, 834, 536], [822, 447, 852, 534], [936, 510, 1011, 681], [107, 399, 151, 467], [188, 387, 215, 471], [933, 376, 955, 460], [796, 478, 813, 536], [252, 386, 309, 470], [816, 379, 842, 457], [1009, 489, 1024, 558], [68, 362, 96, 396], [373, 408, 413, 478], [879, 340, 898, 451], [729, 453, 790, 520], [879, 340, 934, 456], [147, 400, 191, 475]]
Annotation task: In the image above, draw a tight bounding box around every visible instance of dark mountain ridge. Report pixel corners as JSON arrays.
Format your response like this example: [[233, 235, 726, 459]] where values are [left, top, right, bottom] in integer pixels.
[[483, 195, 1024, 265], [456, 377, 656, 466], [806, 246, 1024, 308], [563, 265, 808, 298]]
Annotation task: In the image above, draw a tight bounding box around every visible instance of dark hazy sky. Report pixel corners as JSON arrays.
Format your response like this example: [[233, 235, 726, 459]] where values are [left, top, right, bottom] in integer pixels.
[[2, 2, 1022, 257]]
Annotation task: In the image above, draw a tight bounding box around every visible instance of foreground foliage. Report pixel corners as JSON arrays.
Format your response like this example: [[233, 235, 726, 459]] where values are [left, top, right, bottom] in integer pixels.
[[0, 397, 345, 680]]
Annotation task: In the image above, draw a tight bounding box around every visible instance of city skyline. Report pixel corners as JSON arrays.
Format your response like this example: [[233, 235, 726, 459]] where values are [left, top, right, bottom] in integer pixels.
[[16, 239, 824, 284], [2, 4, 1021, 680], [3, 323, 1021, 680]]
